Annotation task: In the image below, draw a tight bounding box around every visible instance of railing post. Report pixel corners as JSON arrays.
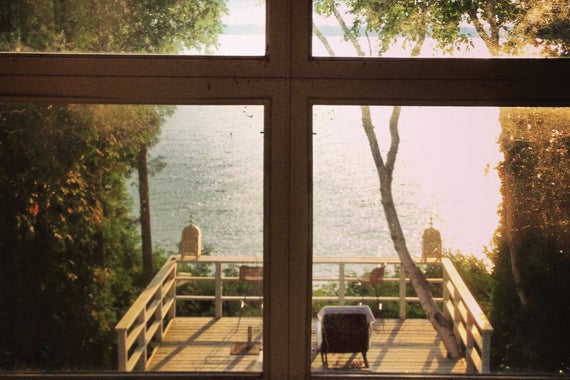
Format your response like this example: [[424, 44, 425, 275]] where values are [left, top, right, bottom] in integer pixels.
[[137, 311, 147, 371], [465, 314, 475, 372], [481, 330, 492, 373], [156, 286, 164, 341], [214, 262, 223, 319], [170, 263, 177, 320], [399, 266, 406, 319], [442, 264, 451, 321], [339, 262, 345, 305], [117, 328, 127, 371]]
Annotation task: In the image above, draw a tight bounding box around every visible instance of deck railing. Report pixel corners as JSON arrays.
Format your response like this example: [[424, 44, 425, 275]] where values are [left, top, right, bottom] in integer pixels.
[[311, 257, 443, 320], [442, 257, 493, 373], [116, 255, 492, 373], [115, 256, 177, 372]]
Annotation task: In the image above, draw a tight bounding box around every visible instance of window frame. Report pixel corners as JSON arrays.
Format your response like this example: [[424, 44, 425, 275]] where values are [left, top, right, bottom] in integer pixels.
[[0, 0, 569, 379]]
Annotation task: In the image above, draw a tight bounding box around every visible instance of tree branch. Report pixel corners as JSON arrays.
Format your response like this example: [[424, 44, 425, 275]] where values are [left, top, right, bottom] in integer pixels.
[[327, 0, 366, 57], [386, 106, 401, 172], [468, 9, 500, 55], [312, 21, 336, 57]]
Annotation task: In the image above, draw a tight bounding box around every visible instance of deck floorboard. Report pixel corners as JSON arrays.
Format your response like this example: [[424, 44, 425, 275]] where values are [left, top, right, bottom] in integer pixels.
[[146, 317, 467, 374]]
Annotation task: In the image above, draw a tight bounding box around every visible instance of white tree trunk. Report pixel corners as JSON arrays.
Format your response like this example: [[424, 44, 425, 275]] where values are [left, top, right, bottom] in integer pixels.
[[316, 1, 461, 357], [362, 107, 461, 358]]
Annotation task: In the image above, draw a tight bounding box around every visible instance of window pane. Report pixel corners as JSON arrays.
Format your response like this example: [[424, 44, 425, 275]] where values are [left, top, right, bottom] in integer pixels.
[[311, 106, 570, 375], [312, 1, 569, 58], [1, 0, 265, 55], [0, 104, 264, 373]]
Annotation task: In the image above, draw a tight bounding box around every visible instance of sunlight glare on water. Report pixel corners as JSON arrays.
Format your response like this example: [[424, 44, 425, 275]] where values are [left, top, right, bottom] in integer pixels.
[[138, 106, 501, 264], [313, 106, 502, 262]]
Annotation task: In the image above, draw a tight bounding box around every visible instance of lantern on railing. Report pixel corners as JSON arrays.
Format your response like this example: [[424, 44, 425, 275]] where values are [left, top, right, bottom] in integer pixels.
[[421, 219, 442, 262], [180, 223, 201, 258]]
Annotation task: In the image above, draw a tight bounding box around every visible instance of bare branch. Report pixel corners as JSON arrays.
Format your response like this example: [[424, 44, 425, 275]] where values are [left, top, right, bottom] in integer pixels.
[[312, 21, 336, 57], [386, 106, 401, 172], [327, 0, 366, 57]]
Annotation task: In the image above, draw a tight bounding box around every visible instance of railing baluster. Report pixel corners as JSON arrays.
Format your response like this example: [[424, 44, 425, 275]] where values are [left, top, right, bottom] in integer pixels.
[[117, 328, 127, 371], [338, 263, 346, 305], [399, 266, 406, 320], [442, 267, 451, 321], [215, 262, 223, 319], [481, 329, 492, 373], [137, 310, 146, 371]]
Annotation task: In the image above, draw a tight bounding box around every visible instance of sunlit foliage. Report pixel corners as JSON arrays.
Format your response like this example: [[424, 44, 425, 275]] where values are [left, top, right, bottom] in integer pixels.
[[0, 0, 226, 369], [492, 108, 570, 373], [0, 104, 168, 368], [0, 0, 227, 53]]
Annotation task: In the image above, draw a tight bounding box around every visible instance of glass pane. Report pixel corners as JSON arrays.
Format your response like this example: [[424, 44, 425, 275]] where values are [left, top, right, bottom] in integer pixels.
[[0, 0, 265, 55], [0, 104, 264, 372], [313, 0, 569, 58], [311, 106, 570, 375]]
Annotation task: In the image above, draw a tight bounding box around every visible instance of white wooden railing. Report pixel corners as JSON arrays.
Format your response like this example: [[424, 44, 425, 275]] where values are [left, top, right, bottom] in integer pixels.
[[442, 257, 493, 373], [116, 255, 492, 373], [115, 256, 177, 371], [311, 257, 443, 320]]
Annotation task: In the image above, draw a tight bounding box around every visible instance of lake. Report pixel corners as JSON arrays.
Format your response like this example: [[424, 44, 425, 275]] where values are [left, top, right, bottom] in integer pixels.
[[131, 105, 501, 264]]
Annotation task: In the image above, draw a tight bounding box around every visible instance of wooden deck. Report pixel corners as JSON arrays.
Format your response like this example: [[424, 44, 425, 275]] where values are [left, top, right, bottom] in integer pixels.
[[146, 317, 467, 374]]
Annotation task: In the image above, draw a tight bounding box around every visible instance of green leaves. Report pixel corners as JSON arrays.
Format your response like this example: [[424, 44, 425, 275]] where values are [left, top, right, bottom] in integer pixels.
[[0, 103, 164, 368], [492, 108, 570, 372], [315, 0, 472, 55], [1, 0, 227, 53]]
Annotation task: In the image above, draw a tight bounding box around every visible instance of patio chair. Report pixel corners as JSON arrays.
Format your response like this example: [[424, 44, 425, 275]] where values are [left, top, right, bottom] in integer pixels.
[[358, 265, 385, 312], [319, 312, 371, 368], [237, 265, 263, 327]]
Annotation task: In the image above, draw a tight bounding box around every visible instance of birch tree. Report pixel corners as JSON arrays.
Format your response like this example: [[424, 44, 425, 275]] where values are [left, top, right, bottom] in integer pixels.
[[314, 0, 570, 368], [314, 0, 470, 359]]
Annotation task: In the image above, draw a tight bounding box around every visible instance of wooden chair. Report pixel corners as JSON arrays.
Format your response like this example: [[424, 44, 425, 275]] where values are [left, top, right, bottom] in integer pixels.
[[358, 265, 385, 310], [237, 265, 263, 326], [320, 313, 371, 368]]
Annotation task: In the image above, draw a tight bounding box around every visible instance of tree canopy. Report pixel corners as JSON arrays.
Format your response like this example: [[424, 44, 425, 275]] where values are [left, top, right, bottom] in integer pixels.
[[491, 108, 570, 372], [0, 0, 227, 53], [0, 104, 167, 368], [0, 0, 225, 369]]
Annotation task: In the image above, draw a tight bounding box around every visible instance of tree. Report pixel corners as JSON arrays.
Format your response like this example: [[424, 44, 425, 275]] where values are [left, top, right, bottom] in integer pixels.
[[313, 0, 477, 358], [0, 1, 226, 369], [490, 108, 570, 372], [0, 0, 227, 53], [460, 0, 569, 309], [138, 146, 154, 283], [504, 0, 570, 58], [315, 0, 569, 364], [0, 104, 164, 368], [455, 1, 570, 371]]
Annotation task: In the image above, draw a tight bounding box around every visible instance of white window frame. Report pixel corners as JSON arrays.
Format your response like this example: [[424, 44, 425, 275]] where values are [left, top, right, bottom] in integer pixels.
[[0, 1, 568, 379]]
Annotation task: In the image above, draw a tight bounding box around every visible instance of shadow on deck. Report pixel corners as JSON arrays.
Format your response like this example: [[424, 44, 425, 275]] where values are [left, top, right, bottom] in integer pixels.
[[146, 317, 467, 374]]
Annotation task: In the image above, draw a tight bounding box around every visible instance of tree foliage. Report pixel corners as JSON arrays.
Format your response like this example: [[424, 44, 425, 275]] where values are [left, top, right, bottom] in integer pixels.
[[506, 0, 570, 57], [0, 0, 225, 370], [0, 104, 168, 368], [491, 108, 570, 373], [352, 0, 470, 54], [0, 0, 227, 53]]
